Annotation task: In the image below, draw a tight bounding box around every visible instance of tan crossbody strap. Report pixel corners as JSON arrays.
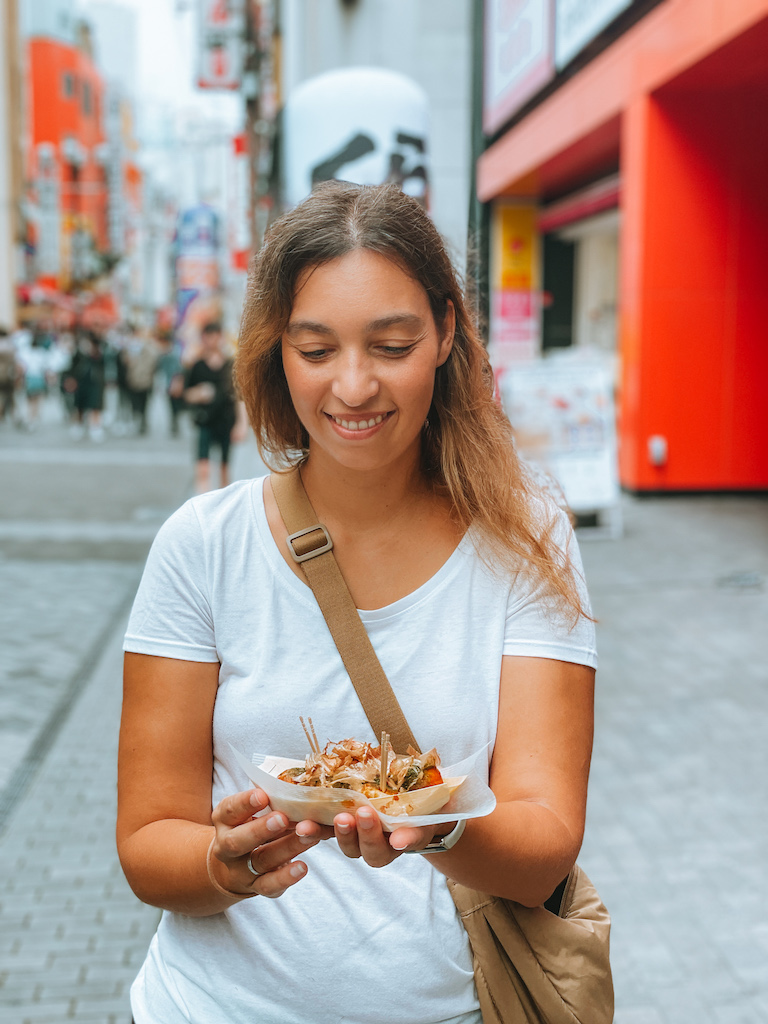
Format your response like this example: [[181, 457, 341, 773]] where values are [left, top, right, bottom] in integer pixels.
[[270, 468, 419, 754]]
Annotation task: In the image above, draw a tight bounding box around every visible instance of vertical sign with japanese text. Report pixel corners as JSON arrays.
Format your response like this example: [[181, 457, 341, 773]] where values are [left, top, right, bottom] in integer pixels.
[[197, 0, 245, 90], [229, 134, 251, 271], [489, 202, 540, 380]]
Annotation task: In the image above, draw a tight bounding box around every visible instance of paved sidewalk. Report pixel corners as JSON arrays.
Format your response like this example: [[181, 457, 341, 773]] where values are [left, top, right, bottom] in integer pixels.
[[0, 621, 155, 1023], [579, 495, 768, 1024]]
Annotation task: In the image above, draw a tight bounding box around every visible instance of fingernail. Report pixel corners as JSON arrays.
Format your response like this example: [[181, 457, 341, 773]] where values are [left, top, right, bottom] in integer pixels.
[[336, 822, 352, 835], [390, 839, 409, 851], [289, 862, 306, 878], [357, 811, 375, 830], [266, 814, 285, 832], [250, 791, 265, 809], [298, 834, 318, 846]]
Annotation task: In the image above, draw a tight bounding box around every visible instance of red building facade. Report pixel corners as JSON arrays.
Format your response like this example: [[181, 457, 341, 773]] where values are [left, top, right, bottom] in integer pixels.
[[480, 0, 768, 492]]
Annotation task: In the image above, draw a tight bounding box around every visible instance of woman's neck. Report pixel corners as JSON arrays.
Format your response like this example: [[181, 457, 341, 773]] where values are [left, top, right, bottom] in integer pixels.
[[300, 446, 431, 534]]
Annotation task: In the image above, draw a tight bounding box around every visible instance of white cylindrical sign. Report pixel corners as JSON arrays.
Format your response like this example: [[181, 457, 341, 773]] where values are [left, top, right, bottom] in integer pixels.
[[283, 67, 430, 209]]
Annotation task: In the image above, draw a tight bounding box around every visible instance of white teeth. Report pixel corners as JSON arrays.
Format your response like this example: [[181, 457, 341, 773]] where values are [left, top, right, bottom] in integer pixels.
[[332, 413, 388, 429]]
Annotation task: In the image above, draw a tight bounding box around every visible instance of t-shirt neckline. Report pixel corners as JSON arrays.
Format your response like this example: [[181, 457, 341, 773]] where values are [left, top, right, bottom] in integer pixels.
[[250, 475, 471, 622]]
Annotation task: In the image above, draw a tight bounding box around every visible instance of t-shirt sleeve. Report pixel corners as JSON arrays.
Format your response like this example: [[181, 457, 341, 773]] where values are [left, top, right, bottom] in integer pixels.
[[503, 507, 598, 669], [123, 499, 219, 662]]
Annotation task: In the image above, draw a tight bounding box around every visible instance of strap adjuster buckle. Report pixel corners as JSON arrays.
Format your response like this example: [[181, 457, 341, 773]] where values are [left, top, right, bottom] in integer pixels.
[[286, 524, 334, 563]]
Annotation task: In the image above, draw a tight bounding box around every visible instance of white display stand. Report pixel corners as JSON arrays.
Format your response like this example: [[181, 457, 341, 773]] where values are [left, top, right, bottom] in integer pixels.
[[500, 351, 622, 539]]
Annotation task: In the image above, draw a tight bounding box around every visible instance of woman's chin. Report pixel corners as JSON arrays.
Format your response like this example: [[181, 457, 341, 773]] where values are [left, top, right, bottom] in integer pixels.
[[308, 433, 419, 475]]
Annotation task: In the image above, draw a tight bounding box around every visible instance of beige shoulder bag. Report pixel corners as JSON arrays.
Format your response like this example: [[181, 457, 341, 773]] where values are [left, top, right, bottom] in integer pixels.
[[271, 469, 614, 1024]]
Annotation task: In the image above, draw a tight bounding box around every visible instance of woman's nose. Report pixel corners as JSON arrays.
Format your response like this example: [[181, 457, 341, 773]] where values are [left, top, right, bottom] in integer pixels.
[[331, 355, 379, 407]]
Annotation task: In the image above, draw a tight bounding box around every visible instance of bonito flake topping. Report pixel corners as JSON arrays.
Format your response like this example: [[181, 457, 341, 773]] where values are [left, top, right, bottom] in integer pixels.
[[277, 737, 443, 800]]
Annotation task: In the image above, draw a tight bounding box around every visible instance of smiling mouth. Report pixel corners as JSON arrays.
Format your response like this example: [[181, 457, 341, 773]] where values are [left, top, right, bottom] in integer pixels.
[[326, 411, 394, 432]]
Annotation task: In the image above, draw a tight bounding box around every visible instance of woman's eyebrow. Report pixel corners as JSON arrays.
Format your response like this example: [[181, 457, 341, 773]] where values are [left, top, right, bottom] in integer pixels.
[[366, 313, 425, 333], [285, 320, 336, 337], [285, 313, 426, 337]]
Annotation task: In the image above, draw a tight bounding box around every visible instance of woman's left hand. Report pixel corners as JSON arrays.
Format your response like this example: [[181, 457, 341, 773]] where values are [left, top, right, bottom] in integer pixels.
[[332, 809, 449, 866]]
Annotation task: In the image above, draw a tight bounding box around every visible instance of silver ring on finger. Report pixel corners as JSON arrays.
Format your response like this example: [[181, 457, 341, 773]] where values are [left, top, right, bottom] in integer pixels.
[[246, 850, 263, 878]]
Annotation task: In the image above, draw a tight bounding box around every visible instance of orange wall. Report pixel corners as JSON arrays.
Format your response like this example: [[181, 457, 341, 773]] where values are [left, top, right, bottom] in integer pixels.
[[479, 0, 768, 491], [28, 39, 108, 257], [620, 77, 768, 488], [29, 39, 104, 150]]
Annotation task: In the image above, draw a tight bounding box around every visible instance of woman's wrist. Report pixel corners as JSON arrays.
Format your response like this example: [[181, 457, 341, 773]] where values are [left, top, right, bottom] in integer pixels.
[[404, 819, 466, 855], [206, 837, 255, 902]]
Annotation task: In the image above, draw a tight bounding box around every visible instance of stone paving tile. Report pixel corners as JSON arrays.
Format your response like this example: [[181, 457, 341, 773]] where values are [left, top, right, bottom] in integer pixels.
[[579, 494, 768, 1024], [0, 560, 141, 795], [0, 622, 158, 1024]]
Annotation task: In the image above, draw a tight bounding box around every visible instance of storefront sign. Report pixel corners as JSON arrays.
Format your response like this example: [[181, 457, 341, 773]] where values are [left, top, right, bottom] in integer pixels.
[[501, 352, 621, 529], [197, 0, 245, 90], [483, 0, 554, 135], [284, 68, 429, 209], [555, 0, 635, 68], [489, 203, 540, 375]]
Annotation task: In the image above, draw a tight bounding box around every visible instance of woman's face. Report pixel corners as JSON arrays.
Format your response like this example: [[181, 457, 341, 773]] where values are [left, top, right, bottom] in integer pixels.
[[281, 249, 454, 473]]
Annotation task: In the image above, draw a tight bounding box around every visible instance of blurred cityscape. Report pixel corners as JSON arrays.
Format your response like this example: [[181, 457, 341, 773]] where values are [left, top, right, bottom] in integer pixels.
[[0, 1, 767, 1022]]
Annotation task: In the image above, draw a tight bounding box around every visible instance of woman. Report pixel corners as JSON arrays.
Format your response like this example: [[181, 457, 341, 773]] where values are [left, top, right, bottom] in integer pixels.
[[118, 182, 597, 1024]]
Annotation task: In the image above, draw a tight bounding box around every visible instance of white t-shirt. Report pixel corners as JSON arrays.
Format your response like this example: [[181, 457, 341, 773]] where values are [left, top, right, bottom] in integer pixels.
[[123, 476, 597, 1024]]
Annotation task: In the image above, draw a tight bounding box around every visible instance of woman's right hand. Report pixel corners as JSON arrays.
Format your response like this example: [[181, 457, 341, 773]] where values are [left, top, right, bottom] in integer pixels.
[[208, 787, 333, 899]]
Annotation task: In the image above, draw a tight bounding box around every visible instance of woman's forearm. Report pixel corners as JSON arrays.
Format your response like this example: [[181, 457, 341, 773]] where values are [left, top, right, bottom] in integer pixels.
[[427, 800, 582, 907], [119, 820, 246, 917]]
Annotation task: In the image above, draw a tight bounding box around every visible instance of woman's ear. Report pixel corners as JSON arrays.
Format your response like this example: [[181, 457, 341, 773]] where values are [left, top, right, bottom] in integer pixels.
[[437, 300, 456, 367]]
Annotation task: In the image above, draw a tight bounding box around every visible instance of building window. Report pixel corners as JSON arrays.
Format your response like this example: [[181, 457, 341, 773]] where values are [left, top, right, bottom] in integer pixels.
[[82, 81, 92, 115], [62, 72, 75, 98]]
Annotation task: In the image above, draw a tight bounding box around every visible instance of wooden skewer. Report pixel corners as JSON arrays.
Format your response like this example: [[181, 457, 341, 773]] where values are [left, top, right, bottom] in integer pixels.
[[300, 716, 319, 755], [380, 731, 389, 793], [309, 717, 320, 755]]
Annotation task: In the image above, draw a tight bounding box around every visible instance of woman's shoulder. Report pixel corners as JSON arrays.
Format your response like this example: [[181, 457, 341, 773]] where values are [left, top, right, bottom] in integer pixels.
[[181, 477, 263, 524], [156, 478, 264, 549]]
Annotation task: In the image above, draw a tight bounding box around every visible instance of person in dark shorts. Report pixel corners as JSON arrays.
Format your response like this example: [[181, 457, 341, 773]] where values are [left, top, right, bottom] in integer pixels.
[[70, 331, 106, 441], [184, 322, 240, 492]]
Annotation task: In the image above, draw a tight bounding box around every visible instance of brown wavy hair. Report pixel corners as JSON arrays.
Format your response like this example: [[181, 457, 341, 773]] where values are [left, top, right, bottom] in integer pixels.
[[236, 181, 589, 622]]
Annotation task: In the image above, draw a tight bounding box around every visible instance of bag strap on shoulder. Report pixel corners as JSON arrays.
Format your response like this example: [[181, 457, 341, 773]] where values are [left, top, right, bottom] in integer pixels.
[[270, 468, 419, 753]]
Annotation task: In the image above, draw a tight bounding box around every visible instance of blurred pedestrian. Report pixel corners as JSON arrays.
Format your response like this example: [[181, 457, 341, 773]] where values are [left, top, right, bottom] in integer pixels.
[[56, 331, 79, 424], [17, 327, 52, 430], [0, 327, 18, 423], [124, 330, 159, 436], [114, 325, 135, 434], [155, 331, 185, 438], [184, 321, 242, 492], [71, 330, 106, 441]]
